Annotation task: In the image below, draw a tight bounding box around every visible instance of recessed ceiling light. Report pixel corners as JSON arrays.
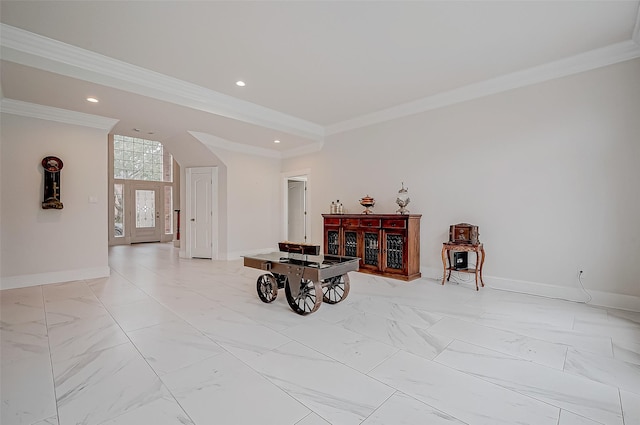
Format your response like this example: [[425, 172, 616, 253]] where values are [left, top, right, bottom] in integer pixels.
[[86, 97, 99, 103], [236, 81, 246, 87], [274, 140, 281, 144]]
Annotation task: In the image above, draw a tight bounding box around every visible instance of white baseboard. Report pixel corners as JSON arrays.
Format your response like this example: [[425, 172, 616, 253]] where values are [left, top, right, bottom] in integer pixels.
[[588, 290, 640, 312], [0, 267, 111, 290], [421, 266, 640, 312]]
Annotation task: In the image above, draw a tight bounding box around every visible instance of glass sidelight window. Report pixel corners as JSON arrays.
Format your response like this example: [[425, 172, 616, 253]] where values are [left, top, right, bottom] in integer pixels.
[[114, 183, 124, 237], [164, 186, 173, 235]]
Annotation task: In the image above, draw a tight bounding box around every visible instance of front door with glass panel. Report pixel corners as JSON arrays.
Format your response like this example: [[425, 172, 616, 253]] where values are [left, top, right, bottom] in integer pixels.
[[130, 185, 162, 243]]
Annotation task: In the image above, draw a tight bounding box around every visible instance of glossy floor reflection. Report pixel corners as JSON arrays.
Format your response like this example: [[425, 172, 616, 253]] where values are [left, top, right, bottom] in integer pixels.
[[2, 243, 639, 425]]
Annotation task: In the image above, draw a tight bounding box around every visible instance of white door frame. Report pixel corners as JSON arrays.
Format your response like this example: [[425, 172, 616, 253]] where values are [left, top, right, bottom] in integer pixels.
[[281, 169, 311, 243], [186, 166, 218, 259], [287, 179, 306, 242]]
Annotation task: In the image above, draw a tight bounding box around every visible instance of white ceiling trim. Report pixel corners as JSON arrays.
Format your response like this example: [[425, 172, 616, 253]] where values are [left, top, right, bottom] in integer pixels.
[[0, 98, 119, 131], [189, 131, 282, 159], [189, 130, 323, 159], [326, 39, 640, 136], [281, 141, 324, 159], [0, 24, 324, 142]]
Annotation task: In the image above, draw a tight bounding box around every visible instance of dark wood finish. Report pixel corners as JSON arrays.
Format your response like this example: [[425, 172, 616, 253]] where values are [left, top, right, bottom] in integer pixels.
[[324, 217, 341, 226], [278, 242, 320, 255], [448, 223, 479, 245], [342, 218, 360, 227], [441, 242, 485, 290], [382, 218, 406, 229], [322, 214, 421, 281]]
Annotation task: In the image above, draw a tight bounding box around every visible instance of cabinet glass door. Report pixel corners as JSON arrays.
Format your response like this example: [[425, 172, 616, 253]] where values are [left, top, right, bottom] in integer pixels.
[[344, 231, 358, 257], [385, 233, 404, 271], [326, 229, 339, 255], [364, 232, 379, 267]]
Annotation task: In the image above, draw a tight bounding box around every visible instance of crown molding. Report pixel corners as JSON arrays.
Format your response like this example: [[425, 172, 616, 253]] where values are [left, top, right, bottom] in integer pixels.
[[326, 39, 640, 135], [189, 131, 282, 159], [281, 141, 324, 159], [189, 130, 323, 159], [0, 98, 119, 130], [0, 23, 324, 141]]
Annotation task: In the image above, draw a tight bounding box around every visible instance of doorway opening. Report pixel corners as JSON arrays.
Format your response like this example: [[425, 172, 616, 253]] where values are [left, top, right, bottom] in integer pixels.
[[109, 134, 177, 245], [283, 170, 310, 243]]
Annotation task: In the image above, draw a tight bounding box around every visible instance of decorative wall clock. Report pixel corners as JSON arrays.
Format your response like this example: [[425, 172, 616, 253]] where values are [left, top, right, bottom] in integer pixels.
[[41, 156, 64, 209]]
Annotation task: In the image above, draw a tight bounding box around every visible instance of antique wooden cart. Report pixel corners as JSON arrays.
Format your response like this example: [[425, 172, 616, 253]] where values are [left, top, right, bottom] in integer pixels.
[[243, 243, 359, 315]]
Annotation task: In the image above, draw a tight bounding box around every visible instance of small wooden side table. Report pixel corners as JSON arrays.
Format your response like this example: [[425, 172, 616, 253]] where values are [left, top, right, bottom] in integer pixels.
[[441, 242, 485, 290]]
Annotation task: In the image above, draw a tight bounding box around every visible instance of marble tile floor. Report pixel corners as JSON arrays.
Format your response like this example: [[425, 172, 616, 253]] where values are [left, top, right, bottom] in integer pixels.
[[1, 243, 639, 425]]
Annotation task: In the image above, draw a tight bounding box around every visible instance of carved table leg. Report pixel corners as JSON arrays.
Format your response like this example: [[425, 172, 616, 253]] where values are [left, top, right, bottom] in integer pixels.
[[479, 245, 485, 287], [441, 246, 447, 285], [474, 248, 479, 291]]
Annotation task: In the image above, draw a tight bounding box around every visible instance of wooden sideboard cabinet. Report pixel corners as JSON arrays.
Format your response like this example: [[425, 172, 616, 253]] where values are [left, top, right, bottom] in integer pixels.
[[322, 214, 421, 281]]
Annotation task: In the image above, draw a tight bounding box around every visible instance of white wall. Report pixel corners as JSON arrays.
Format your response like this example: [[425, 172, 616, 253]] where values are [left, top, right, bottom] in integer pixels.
[[284, 59, 640, 308], [208, 147, 282, 259], [1, 113, 111, 289]]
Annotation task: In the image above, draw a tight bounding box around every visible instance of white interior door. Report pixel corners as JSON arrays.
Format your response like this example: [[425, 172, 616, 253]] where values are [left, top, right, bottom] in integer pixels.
[[287, 179, 306, 242], [188, 167, 213, 259], [130, 185, 162, 243]]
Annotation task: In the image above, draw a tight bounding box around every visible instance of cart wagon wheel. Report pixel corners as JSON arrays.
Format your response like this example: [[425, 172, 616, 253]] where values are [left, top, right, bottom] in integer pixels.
[[285, 278, 322, 315], [256, 273, 278, 303], [322, 274, 350, 304]]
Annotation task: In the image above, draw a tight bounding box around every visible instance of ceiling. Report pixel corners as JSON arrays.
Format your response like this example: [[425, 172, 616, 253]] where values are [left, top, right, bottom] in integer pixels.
[[1, 1, 639, 157]]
